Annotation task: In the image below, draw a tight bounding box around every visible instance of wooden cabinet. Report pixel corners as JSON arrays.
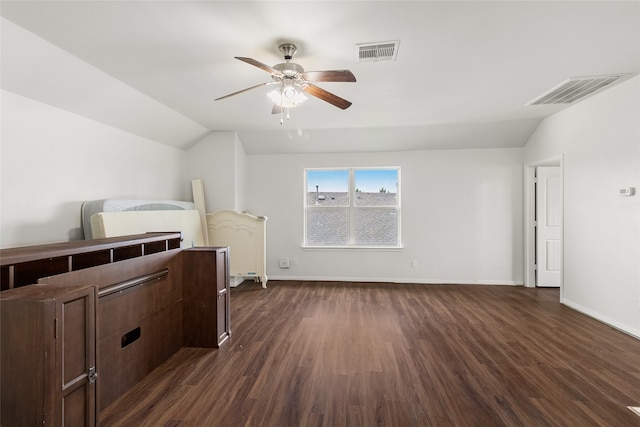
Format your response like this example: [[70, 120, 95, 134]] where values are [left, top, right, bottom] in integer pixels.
[[0, 233, 183, 419], [0, 232, 182, 291], [1, 284, 97, 427], [1, 234, 231, 421], [183, 247, 231, 348]]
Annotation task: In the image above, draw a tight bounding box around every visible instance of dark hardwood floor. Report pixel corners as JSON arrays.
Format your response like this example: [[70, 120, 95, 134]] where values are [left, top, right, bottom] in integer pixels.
[[99, 281, 640, 426]]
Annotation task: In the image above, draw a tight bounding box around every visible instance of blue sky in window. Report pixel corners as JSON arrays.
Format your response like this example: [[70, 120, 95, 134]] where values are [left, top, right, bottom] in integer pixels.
[[307, 169, 398, 193], [307, 170, 348, 192], [355, 169, 398, 193]]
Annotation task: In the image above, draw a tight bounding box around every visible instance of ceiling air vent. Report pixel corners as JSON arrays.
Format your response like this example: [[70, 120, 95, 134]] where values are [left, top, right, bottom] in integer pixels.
[[527, 74, 629, 105], [357, 41, 400, 62]]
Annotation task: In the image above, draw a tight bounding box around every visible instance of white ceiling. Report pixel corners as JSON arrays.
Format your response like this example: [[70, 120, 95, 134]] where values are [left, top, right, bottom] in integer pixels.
[[1, 1, 638, 154]]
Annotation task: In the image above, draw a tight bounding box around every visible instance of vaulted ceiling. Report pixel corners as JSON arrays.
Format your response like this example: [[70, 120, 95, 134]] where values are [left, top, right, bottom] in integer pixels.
[[1, 1, 638, 154]]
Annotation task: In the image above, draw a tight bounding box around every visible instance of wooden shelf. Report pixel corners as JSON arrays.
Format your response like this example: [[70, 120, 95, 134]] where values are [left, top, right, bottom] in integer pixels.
[[0, 232, 182, 290]]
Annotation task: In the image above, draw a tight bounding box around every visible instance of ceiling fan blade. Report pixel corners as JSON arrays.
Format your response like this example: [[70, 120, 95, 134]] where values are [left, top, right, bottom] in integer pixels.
[[303, 84, 352, 109], [302, 70, 356, 82], [235, 57, 281, 75], [215, 82, 277, 101], [271, 105, 283, 115]]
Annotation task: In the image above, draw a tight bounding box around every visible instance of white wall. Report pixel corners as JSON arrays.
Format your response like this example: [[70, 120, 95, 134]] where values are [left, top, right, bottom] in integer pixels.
[[524, 75, 640, 337], [184, 131, 247, 212], [1, 18, 209, 149], [234, 133, 248, 212], [0, 90, 188, 248], [244, 147, 524, 284]]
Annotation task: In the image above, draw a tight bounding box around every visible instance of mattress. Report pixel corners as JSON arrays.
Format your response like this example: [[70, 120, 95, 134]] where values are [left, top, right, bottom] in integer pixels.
[[81, 199, 194, 240]]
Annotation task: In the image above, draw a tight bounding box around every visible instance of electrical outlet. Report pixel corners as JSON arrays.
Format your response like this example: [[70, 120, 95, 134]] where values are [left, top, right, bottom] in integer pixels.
[[411, 259, 418, 268], [292, 258, 299, 266], [279, 257, 290, 268], [619, 187, 636, 197]]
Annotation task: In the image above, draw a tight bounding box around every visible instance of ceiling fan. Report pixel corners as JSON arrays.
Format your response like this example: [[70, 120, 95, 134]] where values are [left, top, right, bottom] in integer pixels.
[[215, 43, 356, 122]]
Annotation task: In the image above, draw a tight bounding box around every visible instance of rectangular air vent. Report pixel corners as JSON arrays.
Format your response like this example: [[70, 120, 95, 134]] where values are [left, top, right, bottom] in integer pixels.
[[357, 41, 400, 62], [527, 74, 629, 105]]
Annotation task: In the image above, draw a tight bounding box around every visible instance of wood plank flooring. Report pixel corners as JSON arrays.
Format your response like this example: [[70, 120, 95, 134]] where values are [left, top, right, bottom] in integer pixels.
[[99, 281, 640, 426]]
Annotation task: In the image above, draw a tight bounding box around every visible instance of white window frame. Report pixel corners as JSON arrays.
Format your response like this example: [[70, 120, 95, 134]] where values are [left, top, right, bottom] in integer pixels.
[[303, 167, 402, 249]]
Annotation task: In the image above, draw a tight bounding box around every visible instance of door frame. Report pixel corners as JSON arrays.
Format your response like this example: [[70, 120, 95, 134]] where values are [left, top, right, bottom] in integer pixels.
[[523, 155, 564, 298]]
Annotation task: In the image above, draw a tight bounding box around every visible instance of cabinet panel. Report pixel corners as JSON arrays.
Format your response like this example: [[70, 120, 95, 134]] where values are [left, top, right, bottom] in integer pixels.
[[183, 247, 231, 348], [1, 284, 97, 427], [59, 290, 96, 426], [97, 272, 182, 411], [217, 290, 229, 344], [216, 248, 230, 344], [62, 295, 90, 383], [63, 385, 88, 426]]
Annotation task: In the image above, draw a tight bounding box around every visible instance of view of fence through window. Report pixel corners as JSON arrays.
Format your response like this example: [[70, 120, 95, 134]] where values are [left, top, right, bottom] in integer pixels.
[[305, 168, 400, 246]]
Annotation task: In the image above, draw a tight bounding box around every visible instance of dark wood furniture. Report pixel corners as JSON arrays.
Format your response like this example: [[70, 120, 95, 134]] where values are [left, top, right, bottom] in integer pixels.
[[0, 232, 182, 291], [0, 233, 230, 426], [1, 284, 97, 427], [183, 247, 231, 347]]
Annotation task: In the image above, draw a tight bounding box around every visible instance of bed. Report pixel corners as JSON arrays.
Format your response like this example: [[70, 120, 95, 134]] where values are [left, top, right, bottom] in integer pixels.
[[206, 210, 268, 287], [82, 199, 195, 240], [82, 200, 268, 287]]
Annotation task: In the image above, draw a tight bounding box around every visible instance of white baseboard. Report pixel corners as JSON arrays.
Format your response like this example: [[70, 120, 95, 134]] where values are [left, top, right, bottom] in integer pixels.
[[229, 276, 246, 287], [562, 298, 640, 340], [266, 275, 523, 286]]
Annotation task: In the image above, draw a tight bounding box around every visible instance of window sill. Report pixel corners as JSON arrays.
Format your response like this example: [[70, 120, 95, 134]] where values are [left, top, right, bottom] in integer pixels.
[[302, 245, 403, 251]]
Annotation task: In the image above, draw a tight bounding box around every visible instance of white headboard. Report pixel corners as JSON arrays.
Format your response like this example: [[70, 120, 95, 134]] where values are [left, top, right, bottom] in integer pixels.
[[206, 209, 268, 287]]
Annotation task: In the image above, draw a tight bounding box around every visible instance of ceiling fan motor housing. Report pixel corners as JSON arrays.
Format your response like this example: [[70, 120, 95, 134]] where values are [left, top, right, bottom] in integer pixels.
[[273, 62, 304, 76]]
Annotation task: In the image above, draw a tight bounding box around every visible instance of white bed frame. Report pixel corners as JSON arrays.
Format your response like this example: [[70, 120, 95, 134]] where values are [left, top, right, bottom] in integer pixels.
[[206, 210, 268, 287], [83, 198, 268, 288]]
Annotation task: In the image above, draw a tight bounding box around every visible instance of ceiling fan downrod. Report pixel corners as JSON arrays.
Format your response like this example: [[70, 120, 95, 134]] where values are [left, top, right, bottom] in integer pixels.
[[279, 43, 297, 61]]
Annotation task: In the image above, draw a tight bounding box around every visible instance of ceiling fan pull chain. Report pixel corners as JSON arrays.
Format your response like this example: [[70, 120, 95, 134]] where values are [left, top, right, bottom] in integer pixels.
[[280, 98, 284, 125]]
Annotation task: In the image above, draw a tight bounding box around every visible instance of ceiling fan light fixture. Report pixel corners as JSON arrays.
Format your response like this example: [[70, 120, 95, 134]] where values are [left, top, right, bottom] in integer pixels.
[[216, 42, 355, 120], [267, 80, 308, 108]]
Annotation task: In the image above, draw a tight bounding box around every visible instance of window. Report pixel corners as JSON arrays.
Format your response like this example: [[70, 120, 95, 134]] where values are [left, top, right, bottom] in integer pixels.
[[304, 167, 400, 247]]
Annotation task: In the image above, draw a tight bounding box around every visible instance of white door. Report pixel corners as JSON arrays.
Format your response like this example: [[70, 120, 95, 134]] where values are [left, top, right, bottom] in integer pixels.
[[536, 166, 561, 287]]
